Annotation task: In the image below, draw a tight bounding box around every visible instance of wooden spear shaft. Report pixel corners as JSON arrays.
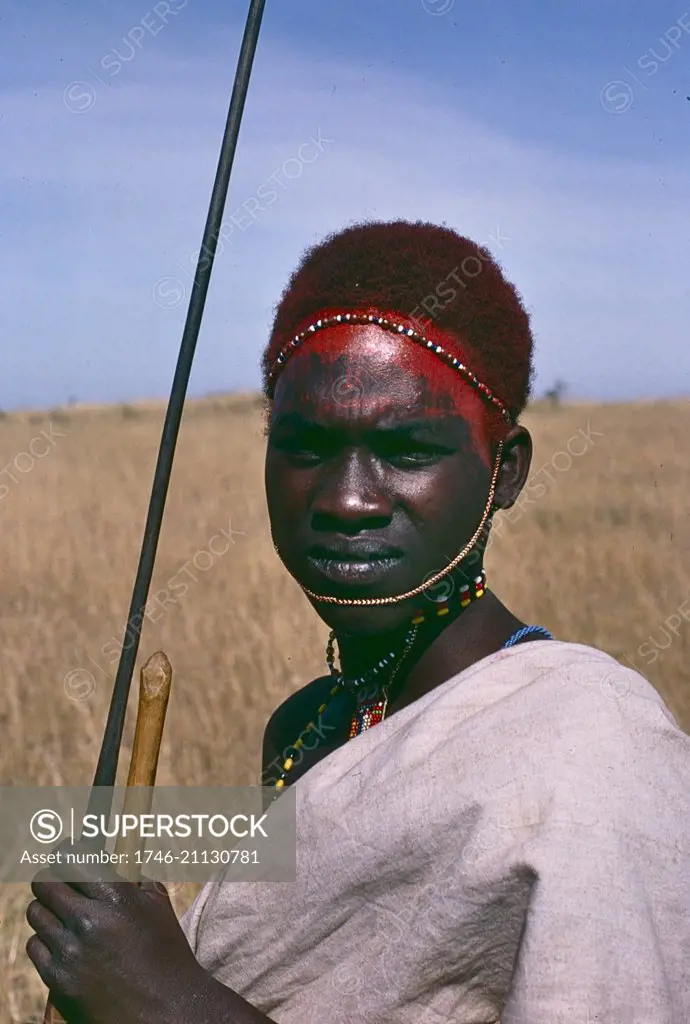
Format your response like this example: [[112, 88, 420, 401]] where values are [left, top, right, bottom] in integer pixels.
[[112, 651, 173, 881], [44, 651, 173, 1023]]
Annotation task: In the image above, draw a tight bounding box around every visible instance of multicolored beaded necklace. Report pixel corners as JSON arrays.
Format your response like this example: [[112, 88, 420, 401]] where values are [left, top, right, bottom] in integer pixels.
[[273, 571, 489, 789], [271, 610, 552, 791]]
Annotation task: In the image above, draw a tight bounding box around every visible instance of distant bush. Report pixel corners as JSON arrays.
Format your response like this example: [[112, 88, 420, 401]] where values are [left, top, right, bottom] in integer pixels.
[[544, 379, 567, 408], [48, 409, 71, 425]]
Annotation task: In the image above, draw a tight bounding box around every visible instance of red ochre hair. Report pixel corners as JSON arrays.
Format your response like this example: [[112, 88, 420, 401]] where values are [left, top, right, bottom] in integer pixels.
[[261, 219, 535, 427]]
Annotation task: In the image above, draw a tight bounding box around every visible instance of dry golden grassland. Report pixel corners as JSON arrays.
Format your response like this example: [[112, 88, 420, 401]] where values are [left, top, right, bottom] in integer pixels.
[[0, 394, 688, 1020]]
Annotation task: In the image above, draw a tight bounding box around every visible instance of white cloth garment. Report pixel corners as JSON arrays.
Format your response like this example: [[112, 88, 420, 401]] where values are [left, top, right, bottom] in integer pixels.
[[181, 641, 690, 1023]]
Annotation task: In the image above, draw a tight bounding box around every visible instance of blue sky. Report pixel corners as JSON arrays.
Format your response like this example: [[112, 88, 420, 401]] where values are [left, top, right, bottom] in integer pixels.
[[1, 0, 689, 410]]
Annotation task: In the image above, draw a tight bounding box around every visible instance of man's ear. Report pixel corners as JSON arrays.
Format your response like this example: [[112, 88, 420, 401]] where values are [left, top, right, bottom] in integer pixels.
[[493, 426, 532, 511]]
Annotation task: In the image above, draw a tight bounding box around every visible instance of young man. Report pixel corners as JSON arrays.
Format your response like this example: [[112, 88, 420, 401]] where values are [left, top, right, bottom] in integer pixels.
[[26, 221, 690, 1023]]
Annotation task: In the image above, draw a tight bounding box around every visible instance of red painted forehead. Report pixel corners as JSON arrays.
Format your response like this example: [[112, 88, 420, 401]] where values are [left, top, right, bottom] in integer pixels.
[[273, 322, 497, 459]]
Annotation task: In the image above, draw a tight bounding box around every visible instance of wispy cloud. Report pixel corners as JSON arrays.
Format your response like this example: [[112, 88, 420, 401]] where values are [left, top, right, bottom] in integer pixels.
[[1, 18, 688, 410]]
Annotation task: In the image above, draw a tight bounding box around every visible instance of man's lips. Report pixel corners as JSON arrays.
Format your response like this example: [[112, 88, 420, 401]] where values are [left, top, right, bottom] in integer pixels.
[[305, 543, 404, 587], [307, 543, 404, 563]]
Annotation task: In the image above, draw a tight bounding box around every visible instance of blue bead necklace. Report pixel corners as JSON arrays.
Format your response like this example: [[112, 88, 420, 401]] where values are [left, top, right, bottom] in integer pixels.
[[502, 624, 553, 647]]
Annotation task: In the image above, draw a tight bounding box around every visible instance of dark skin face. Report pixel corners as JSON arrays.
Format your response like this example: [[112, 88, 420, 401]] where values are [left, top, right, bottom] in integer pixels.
[[265, 325, 535, 710]]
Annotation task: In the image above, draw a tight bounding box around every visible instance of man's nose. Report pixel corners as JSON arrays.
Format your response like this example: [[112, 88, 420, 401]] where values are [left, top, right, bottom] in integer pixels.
[[310, 451, 393, 533]]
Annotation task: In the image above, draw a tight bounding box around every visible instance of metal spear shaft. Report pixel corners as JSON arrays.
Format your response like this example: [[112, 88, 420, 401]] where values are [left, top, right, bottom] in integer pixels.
[[86, 0, 267, 820]]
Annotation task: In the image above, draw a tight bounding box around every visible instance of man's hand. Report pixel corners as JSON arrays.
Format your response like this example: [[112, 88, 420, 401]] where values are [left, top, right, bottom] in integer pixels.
[[26, 840, 212, 1024]]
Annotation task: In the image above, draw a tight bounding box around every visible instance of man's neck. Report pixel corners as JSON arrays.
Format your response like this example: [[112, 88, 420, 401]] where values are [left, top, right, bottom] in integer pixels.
[[385, 591, 523, 716]]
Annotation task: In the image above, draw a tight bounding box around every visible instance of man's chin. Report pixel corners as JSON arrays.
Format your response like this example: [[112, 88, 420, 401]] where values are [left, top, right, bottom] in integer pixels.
[[285, 556, 425, 635], [306, 598, 417, 639]]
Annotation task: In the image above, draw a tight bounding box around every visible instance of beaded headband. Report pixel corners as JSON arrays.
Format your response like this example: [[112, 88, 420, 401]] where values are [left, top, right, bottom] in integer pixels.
[[266, 309, 515, 426]]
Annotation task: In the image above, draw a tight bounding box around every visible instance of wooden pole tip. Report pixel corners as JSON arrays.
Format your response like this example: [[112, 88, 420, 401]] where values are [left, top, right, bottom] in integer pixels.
[[140, 651, 172, 699]]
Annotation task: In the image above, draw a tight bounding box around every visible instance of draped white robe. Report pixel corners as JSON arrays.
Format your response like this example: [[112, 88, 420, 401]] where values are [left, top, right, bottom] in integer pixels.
[[181, 641, 690, 1023]]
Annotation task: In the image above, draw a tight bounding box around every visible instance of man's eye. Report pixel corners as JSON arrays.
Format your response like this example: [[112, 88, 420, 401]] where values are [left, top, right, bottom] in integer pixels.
[[273, 436, 328, 462], [388, 451, 440, 465], [381, 441, 446, 465], [288, 449, 323, 463]]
